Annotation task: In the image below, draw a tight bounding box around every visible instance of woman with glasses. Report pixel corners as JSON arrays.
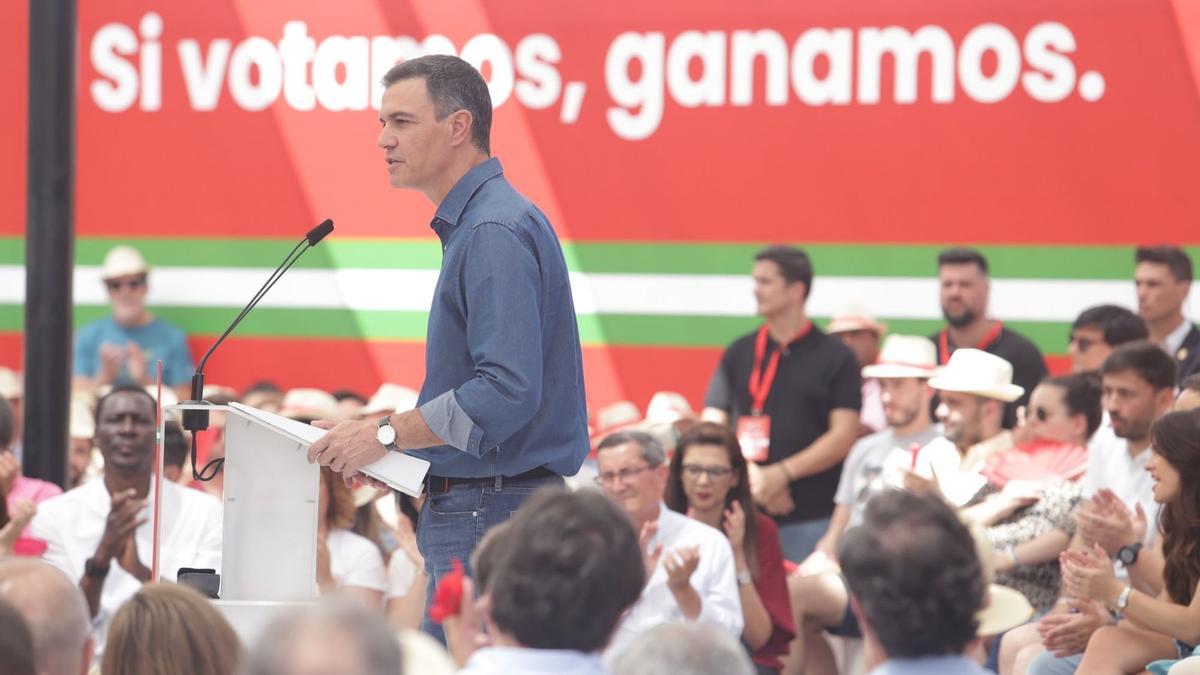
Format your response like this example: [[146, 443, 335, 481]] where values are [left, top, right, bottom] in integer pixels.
[[664, 422, 795, 675]]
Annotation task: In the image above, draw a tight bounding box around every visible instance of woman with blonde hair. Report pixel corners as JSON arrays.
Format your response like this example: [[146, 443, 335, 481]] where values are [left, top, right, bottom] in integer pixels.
[[101, 582, 239, 675], [318, 466, 387, 607]]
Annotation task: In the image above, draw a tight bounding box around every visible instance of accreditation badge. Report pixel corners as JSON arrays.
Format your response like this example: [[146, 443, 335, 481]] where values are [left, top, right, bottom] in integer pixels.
[[737, 415, 771, 462]]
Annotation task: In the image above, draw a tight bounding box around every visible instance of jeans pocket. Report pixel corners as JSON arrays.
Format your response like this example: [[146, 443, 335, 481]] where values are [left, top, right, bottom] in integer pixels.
[[426, 491, 479, 518]]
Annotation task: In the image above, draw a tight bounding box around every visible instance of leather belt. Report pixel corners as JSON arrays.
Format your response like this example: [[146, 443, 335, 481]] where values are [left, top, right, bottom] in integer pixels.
[[425, 466, 556, 494]]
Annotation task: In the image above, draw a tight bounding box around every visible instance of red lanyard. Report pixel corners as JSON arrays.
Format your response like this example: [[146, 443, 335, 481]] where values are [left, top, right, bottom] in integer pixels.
[[938, 321, 1004, 363], [749, 322, 812, 414]]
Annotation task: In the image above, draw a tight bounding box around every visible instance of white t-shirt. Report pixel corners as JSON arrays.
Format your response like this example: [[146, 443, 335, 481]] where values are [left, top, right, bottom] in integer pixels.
[[1082, 425, 1160, 548], [834, 424, 944, 529], [326, 528, 387, 593], [386, 549, 421, 599]]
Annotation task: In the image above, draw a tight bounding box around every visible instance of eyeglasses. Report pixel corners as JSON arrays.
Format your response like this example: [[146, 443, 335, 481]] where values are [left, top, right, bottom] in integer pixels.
[[594, 464, 652, 485], [105, 276, 146, 292], [682, 464, 734, 480]]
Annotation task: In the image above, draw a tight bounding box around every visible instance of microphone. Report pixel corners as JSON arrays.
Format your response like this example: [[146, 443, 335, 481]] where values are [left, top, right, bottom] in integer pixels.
[[182, 218, 334, 480]]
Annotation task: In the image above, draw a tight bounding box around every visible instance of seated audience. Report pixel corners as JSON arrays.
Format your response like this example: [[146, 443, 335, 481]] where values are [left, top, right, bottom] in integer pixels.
[[72, 245, 193, 398], [317, 466, 386, 607], [0, 558, 92, 675], [613, 623, 757, 675], [594, 430, 743, 657], [664, 422, 795, 673], [241, 596, 403, 675], [331, 389, 368, 420], [785, 335, 942, 675], [1004, 341, 1176, 674], [839, 489, 993, 675], [1066, 305, 1148, 374], [448, 489, 645, 674], [101, 582, 240, 675], [386, 493, 427, 631], [28, 385, 223, 655], [1061, 409, 1200, 673], [68, 394, 100, 489], [240, 380, 284, 413]]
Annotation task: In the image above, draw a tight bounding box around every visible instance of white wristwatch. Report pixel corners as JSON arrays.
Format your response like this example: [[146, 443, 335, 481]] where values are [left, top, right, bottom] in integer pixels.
[[736, 569, 753, 586], [376, 415, 398, 450], [1114, 584, 1132, 611]]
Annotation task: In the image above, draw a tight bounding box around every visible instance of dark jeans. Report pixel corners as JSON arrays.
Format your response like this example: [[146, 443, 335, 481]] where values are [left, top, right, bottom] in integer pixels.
[[417, 472, 565, 643]]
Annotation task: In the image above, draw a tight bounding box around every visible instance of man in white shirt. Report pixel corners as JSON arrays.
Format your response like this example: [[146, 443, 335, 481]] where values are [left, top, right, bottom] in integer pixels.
[[28, 385, 222, 656], [1135, 246, 1199, 386], [594, 430, 743, 660], [1014, 341, 1177, 675]]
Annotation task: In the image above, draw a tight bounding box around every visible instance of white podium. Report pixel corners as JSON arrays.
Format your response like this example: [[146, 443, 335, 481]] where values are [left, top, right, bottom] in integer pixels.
[[159, 402, 429, 644]]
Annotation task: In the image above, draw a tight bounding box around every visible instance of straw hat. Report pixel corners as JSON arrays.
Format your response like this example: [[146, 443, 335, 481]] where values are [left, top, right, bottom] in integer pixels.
[[967, 521, 1035, 636], [644, 391, 694, 426], [69, 396, 96, 439], [0, 368, 20, 400], [827, 302, 887, 336], [589, 400, 643, 448], [279, 388, 340, 422], [101, 245, 150, 280], [928, 349, 1025, 403], [861, 335, 939, 380], [361, 383, 420, 416]]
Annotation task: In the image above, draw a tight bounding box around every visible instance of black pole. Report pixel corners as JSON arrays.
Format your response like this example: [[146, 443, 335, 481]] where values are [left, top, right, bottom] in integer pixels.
[[23, 0, 76, 487]]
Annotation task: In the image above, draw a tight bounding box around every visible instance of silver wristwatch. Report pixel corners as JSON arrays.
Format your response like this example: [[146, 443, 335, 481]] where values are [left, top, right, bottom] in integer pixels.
[[376, 415, 398, 450], [1114, 584, 1132, 611]]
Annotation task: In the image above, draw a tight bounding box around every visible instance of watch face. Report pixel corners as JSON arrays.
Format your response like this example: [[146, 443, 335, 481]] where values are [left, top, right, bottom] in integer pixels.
[[377, 425, 397, 446]]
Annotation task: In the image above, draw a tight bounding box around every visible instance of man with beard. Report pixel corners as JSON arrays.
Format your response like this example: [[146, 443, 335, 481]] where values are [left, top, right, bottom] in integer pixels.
[[28, 385, 222, 657], [72, 246, 193, 399], [931, 248, 1046, 429]]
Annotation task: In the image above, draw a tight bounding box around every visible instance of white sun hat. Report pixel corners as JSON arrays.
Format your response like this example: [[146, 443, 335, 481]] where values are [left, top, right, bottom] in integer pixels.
[[928, 348, 1025, 403], [361, 383, 420, 416], [861, 335, 940, 380], [101, 245, 150, 280]]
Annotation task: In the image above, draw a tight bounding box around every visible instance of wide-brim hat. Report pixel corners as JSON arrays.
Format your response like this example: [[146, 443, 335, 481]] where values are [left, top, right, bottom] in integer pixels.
[[589, 400, 643, 449], [361, 383, 420, 416], [928, 348, 1025, 403], [827, 302, 887, 336], [279, 388, 340, 422], [101, 245, 150, 280], [862, 335, 939, 380], [967, 521, 1035, 636]]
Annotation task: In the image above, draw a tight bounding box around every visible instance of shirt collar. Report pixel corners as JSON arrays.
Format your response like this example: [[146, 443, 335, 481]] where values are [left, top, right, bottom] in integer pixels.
[[431, 157, 504, 239], [1163, 318, 1192, 356]]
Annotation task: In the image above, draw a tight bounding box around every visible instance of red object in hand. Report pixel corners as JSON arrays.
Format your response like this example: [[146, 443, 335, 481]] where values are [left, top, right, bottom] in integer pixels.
[[428, 558, 466, 624], [13, 537, 48, 557]]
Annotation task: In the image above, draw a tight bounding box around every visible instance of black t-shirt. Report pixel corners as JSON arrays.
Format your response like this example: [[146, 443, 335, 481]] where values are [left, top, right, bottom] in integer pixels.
[[929, 325, 1049, 428], [705, 326, 862, 523]]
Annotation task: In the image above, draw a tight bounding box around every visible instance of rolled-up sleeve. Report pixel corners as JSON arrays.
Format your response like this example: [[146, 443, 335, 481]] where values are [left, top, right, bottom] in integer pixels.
[[431, 223, 543, 457]]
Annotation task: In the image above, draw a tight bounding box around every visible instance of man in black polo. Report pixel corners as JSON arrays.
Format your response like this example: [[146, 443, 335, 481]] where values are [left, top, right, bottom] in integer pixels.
[[703, 246, 861, 563], [931, 247, 1047, 427]]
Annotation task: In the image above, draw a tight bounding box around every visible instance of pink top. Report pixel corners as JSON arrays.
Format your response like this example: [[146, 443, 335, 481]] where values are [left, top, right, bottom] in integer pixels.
[[6, 475, 63, 543]]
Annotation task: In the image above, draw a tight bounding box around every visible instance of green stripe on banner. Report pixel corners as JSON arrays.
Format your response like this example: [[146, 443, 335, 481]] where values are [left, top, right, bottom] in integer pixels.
[[2, 236, 1194, 278], [0, 303, 1074, 353]]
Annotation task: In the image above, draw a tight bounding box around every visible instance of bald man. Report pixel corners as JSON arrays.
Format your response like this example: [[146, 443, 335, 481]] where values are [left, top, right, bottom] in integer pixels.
[[0, 558, 93, 675]]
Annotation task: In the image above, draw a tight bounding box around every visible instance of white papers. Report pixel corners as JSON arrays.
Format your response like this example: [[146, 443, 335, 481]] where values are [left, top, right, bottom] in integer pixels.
[[228, 403, 429, 497]]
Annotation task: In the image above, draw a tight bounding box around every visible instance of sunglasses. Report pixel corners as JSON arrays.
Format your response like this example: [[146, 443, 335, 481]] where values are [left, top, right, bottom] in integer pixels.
[[105, 276, 146, 292]]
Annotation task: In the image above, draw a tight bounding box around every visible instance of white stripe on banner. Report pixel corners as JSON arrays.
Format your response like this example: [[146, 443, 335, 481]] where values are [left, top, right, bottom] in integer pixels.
[[1, 265, 1195, 321]]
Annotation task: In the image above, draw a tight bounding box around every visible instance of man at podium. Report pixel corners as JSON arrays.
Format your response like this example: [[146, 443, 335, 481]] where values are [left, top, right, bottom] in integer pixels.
[[307, 55, 589, 641]]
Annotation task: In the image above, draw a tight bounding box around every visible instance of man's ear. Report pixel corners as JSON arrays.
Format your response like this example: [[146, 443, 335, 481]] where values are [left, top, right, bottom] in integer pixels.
[[448, 109, 474, 147]]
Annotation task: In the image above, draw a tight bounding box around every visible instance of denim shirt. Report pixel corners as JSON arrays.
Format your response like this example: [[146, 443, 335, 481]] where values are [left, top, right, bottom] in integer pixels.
[[411, 157, 589, 479]]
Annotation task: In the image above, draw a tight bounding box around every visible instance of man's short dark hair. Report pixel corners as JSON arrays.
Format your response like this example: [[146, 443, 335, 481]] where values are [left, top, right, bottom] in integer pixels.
[[937, 247, 989, 275], [1044, 373, 1104, 438], [754, 246, 813, 297], [488, 489, 644, 652], [0, 397, 13, 450], [381, 55, 493, 156], [163, 421, 188, 470], [1181, 373, 1200, 394], [241, 380, 282, 398], [1136, 246, 1194, 283], [838, 490, 984, 659], [596, 429, 666, 467], [1071, 305, 1148, 347], [330, 389, 367, 405], [1100, 340, 1178, 392], [94, 385, 156, 424]]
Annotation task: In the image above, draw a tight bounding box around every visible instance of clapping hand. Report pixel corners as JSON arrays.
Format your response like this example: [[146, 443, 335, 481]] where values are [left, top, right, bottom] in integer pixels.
[[1060, 544, 1122, 605], [663, 546, 701, 591], [722, 501, 746, 549], [1037, 599, 1107, 657]]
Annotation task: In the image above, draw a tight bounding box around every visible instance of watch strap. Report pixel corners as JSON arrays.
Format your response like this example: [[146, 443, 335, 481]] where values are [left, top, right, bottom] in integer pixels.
[[1114, 584, 1132, 611], [1118, 542, 1143, 566], [84, 557, 110, 578]]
